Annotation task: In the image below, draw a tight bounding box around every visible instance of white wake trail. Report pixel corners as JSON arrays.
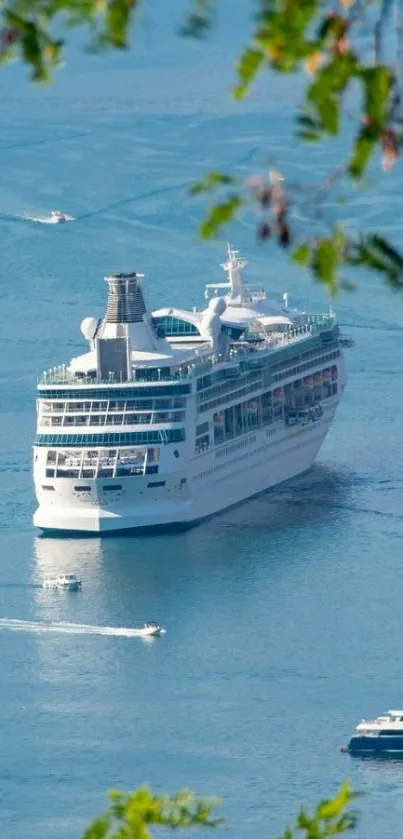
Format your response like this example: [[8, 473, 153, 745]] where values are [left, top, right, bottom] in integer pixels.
[[0, 618, 160, 638]]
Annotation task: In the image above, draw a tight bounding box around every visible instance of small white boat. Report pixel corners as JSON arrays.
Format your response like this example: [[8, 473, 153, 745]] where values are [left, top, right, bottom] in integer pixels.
[[140, 622, 165, 637], [49, 210, 70, 224], [43, 574, 82, 591]]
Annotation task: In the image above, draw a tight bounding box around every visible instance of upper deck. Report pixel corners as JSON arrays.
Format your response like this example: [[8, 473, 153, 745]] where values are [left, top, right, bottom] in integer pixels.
[[38, 313, 339, 390]]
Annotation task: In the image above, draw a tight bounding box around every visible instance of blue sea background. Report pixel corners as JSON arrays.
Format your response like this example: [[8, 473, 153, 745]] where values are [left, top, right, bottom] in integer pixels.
[[1, 1, 403, 837]]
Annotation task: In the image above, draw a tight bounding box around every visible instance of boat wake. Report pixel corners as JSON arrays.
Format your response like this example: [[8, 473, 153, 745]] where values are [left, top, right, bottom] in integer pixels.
[[0, 618, 165, 638], [25, 213, 75, 225]]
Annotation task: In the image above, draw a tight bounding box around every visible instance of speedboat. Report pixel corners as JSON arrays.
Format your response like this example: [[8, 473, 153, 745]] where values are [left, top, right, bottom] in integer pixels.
[[49, 210, 69, 224], [43, 574, 82, 591], [343, 710, 403, 755], [140, 622, 165, 637]]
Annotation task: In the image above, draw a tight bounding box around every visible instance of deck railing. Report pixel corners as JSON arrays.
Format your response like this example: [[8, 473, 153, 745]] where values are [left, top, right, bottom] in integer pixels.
[[38, 314, 336, 386]]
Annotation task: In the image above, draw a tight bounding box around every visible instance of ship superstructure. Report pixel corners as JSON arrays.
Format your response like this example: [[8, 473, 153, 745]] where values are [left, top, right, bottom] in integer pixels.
[[33, 247, 353, 533]]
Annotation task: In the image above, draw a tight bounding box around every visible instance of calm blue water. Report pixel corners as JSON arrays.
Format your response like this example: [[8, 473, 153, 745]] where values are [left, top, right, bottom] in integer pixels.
[[1, 5, 403, 838]]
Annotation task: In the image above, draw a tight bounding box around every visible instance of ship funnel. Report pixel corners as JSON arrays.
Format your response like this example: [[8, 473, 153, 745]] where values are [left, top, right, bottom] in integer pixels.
[[105, 272, 147, 324]]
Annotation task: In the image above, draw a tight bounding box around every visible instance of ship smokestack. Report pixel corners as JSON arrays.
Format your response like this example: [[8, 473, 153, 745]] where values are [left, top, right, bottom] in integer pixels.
[[105, 272, 147, 324]]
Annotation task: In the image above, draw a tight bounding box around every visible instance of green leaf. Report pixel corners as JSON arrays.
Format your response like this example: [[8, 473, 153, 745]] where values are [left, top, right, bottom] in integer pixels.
[[200, 195, 243, 238], [190, 171, 239, 196], [306, 51, 358, 136], [347, 234, 403, 290], [348, 66, 392, 178], [361, 65, 391, 129], [234, 47, 264, 99], [348, 126, 377, 178], [296, 807, 312, 829], [254, 0, 320, 73], [81, 815, 111, 839], [292, 242, 310, 265], [311, 238, 339, 292], [317, 782, 354, 820], [104, 0, 136, 48]]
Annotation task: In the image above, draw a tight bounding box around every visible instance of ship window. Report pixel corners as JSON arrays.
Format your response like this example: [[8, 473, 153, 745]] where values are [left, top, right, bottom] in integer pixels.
[[38, 385, 191, 399], [35, 430, 185, 446], [196, 434, 210, 453], [155, 316, 200, 336], [379, 730, 403, 736], [42, 485, 55, 491], [106, 413, 123, 424], [74, 486, 91, 492], [103, 485, 122, 491], [147, 481, 166, 488]]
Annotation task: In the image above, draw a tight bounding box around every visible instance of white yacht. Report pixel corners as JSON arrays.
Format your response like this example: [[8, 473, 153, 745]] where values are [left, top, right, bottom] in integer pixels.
[[344, 710, 403, 755], [33, 246, 353, 533], [43, 573, 82, 591]]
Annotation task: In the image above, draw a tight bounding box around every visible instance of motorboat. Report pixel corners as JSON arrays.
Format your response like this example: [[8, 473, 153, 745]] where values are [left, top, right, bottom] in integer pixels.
[[43, 574, 82, 591], [140, 622, 165, 637], [342, 710, 403, 755], [49, 210, 69, 223]]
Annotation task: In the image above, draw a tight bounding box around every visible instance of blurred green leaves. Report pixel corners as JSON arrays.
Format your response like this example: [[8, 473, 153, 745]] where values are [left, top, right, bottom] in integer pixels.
[[0, 0, 140, 81], [186, 0, 403, 294], [79, 783, 358, 839], [199, 196, 243, 238], [290, 782, 358, 839], [3, 0, 403, 296], [81, 786, 221, 839]]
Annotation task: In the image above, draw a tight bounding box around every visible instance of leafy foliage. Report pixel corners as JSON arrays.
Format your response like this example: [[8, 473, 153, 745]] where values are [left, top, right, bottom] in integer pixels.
[[0, 1, 141, 81], [184, 0, 403, 294], [80, 787, 221, 839], [199, 196, 243, 238], [79, 784, 358, 839], [2, 0, 403, 294], [287, 782, 358, 839]]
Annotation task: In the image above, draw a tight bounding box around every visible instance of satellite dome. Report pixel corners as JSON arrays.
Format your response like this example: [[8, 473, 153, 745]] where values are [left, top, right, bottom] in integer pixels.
[[208, 296, 226, 315], [80, 316, 99, 340]]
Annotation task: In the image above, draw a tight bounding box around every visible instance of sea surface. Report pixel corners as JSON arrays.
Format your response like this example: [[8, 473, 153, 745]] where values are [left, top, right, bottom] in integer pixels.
[[1, 3, 403, 838]]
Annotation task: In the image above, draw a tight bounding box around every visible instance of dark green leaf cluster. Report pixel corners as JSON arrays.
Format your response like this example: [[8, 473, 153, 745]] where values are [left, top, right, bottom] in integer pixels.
[[0, 0, 140, 81], [291, 229, 403, 295]]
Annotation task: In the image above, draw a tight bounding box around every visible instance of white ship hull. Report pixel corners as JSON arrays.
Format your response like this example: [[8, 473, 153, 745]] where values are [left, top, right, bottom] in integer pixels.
[[33, 396, 339, 534], [33, 247, 352, 536]]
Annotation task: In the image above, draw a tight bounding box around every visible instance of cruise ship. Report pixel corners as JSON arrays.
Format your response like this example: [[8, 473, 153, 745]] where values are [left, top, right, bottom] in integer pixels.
[[33, 246, 353, 533]]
